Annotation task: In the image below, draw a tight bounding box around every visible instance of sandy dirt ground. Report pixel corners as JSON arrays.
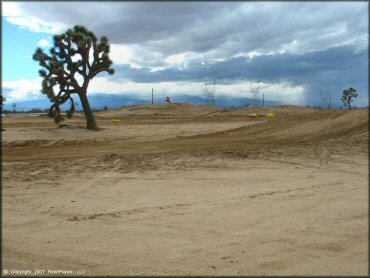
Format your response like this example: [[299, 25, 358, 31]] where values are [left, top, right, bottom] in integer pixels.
[[1, 104, 368, 276]]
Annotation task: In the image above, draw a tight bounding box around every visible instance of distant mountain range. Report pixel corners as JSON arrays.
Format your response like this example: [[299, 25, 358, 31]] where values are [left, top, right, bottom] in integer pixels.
[[3, 93, 289, 112], [9, 92, 362, 111]]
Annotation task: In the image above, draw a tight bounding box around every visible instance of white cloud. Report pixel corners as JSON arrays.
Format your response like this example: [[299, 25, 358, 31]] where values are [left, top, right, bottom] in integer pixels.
[[149, 67, 166, 72], [2, 2, 22, 16], [233, 51, 262, 60], [2, 2, 65, 33], [164, 53, 187, 65], [110, 44, 134, 65], [215, 81, 305, 103], [353, 36, 368, 54], [5, 16, 63, 34], [2, 74, 306, 106], [259, 82, 305, 101], [110, 44, 167, 70], [89, 76, 305, 103], [3, 78, 43, 101], [89, 77, 198, 96], [38, 38, 50, 48]]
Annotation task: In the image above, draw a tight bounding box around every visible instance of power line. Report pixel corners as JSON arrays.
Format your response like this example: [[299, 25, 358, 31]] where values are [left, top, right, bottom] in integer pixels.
[[251, 79, 262, 106], [204, 79, 216, 105]]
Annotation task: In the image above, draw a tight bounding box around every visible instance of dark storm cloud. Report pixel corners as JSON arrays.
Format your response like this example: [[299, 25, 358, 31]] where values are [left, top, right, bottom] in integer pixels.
[[14, 1, 368, 58], [113, 45, 368, 104], [15, 2, 235, 45], [6, 2, 368, 106], [114, 46, 366, 83]]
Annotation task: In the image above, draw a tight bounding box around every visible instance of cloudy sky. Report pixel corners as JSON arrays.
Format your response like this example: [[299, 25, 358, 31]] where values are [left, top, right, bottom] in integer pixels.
[[2, 1, 369, 107]]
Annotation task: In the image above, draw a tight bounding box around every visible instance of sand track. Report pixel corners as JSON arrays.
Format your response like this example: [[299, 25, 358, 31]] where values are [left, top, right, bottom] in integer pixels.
[[2, 105, 368, 276]]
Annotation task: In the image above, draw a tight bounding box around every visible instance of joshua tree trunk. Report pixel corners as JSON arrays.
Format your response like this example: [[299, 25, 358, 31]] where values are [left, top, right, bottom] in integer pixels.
[[348, 97, 352, 110], [79, 91, 98, 130]]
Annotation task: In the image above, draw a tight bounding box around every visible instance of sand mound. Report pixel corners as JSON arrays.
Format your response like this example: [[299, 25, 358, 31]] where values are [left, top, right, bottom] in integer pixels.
[[187, 109, 368, 145], [3, 104, 368, 275], [221, 105, 316, 116], [280, 109, 367, 140], [97, 103, 221, 117], [98, 104, 315, 117]]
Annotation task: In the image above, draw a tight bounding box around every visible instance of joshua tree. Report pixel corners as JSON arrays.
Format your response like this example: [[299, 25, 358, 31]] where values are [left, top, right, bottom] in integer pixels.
[[341, 87, 358, 110], [33, 25, 114, 130], [0, 95, 6, 113], [11, 103, 16, 112]]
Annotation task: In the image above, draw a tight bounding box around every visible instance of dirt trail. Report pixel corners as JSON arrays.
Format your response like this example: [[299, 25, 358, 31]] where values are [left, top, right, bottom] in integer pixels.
[[96, 103, 221, 117], [2, 105, 368, 276]]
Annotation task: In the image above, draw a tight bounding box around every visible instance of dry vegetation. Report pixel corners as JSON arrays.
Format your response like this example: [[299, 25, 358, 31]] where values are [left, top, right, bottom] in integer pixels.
[[2, 104, 368, 276]]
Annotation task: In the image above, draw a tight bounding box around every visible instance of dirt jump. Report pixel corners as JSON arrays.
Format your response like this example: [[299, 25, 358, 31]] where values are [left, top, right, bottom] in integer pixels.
[[2, 104, 368, 276]]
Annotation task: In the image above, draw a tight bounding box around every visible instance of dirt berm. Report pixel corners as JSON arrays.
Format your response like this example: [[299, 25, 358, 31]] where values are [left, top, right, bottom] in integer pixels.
[[164, 109, 368, 149]]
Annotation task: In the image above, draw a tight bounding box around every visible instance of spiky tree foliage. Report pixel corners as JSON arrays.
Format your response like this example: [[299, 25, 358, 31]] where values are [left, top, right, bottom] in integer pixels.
[[33, 25, 114, 130], [341, 87, 358, 110], [0, 95, 6, 113]]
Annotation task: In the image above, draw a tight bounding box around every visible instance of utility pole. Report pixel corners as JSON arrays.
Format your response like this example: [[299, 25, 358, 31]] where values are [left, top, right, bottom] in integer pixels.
[[204, 80, 216, 105], [253, 78, 262, 106], [151, 88, 155, 104], [262, 93, 264, 106]]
